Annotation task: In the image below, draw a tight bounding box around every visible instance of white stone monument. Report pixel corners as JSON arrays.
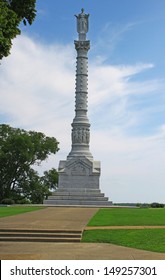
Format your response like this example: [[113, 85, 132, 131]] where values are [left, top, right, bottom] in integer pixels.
[[44, 9, 112, 205]]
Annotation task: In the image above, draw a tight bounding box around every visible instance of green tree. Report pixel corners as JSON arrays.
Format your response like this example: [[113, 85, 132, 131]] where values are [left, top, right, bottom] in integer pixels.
[[17, 169, 52, 204], [0, 0, 36, 60], [42, 168, 58, 191], [0, 124, 59, 202]]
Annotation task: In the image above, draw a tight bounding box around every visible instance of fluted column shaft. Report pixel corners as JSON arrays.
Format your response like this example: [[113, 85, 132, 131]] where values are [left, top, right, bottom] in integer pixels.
[[67, 40, 93, 160], [74, 41, 89, 117]]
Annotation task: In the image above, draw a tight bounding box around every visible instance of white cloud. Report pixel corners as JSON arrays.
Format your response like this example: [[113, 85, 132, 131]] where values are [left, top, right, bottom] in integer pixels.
[[91, 20, 143, 61], [88, 62, 154, 108], [1, 35, 74, 130], [1, 34, 165, 203]]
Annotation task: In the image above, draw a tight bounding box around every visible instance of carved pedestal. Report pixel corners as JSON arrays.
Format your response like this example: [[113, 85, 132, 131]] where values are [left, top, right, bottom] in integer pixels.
[[45, 157, 112, 205], [44, 156, 112, 206]]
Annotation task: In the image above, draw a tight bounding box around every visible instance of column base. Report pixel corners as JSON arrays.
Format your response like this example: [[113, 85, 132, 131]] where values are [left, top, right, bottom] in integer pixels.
[[44, 157, 112, 206]]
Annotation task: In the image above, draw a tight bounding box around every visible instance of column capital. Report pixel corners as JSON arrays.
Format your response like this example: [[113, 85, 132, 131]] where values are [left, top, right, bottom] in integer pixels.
[[74, 40, 90, 51]]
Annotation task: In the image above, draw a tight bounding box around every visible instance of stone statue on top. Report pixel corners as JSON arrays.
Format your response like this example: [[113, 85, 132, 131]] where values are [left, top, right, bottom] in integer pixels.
[[75, 8, 89, 41]]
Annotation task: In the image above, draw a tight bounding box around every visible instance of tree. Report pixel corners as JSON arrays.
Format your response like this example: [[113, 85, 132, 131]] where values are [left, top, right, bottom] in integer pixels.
[[0, 0, 37, 60], [0, 124, 59, 202], [16, 169, 51, 204], [17, 168, 59, 204], [151, 202, 164, 208], [42, 168, 58, 191]]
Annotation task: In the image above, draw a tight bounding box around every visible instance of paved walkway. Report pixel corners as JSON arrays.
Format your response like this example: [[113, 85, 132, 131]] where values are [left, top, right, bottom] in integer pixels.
[[0, 207, 97, 231], [0, 207, 165, 260]]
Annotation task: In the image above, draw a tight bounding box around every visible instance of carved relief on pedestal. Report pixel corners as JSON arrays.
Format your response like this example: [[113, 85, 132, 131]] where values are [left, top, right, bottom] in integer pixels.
[[70, 162, 86, 175], [72, 127, 90, 144], [66, 157, 92, 176]]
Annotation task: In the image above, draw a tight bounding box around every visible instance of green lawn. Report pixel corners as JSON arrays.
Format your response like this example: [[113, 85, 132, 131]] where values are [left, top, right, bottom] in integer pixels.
[[0, 206, 45, 218], [83, 208, 165, 253], [82, 229, 165, 253], [87, 208, 165, 226]]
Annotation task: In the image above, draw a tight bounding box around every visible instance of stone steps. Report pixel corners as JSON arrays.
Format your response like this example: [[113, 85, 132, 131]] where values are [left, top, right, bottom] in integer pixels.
[[51, 193, 105, 197], [44, 189, 113, 205], [0, 229, 82, 243], [52, 188, 102, 193], [44, 199, 112, 206], [48, 195, 108, 201]]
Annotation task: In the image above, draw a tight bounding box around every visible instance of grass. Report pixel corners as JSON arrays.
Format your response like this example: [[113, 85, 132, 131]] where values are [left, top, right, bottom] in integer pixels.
[[83, 208, 165, 253], [0, 206, 45, 218], [87, 208, 165, 226], [82, 229, 165, 253]]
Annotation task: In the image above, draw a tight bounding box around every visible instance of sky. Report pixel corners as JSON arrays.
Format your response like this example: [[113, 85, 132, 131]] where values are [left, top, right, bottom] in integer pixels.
[[1, 0, 165, 203]]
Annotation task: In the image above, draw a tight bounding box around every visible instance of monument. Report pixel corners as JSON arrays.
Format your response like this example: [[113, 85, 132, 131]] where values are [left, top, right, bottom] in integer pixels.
[[44, 9, 112, 205]]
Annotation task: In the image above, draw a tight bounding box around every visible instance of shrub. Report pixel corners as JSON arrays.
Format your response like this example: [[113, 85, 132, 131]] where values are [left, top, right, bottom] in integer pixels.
[[1, 198, 15, 205], [151, 202, 164, 208], [16, 198, 31, 204], [136, 203, 141, 207], [159, 204, 164, 208]]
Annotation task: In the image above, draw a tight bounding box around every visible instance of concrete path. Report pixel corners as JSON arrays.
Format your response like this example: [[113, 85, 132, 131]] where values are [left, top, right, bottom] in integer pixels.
[[0, 207, 165, 260], [0, 207, 97, 231], [1, 242, 165, 260]]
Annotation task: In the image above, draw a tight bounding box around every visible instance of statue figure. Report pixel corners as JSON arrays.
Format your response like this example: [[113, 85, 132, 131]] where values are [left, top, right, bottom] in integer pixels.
[[73, 128, 79, 143], [75, 8, 89, 41], [78, 128, 83, 143], [86, 128, 90, 143]]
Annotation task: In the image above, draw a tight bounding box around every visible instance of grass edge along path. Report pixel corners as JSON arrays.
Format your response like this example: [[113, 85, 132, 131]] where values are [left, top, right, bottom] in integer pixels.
[[82, 228, 165, 253], [0, 206, 46, 218]]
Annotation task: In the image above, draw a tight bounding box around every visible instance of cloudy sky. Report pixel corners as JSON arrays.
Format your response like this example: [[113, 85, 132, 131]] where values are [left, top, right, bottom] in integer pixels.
[[1, 0, 165, 203]]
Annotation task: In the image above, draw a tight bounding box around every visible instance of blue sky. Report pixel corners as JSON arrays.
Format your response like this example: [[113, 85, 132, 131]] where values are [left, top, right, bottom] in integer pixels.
[[1, 0, 165, 203]]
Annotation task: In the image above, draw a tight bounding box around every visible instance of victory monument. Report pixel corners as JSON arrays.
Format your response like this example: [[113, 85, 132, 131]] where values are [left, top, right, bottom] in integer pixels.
[[44, 9, 112, 205]]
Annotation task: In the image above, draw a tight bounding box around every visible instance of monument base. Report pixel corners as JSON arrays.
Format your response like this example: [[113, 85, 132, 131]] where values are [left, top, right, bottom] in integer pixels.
[[44, 157, 112, 206]]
